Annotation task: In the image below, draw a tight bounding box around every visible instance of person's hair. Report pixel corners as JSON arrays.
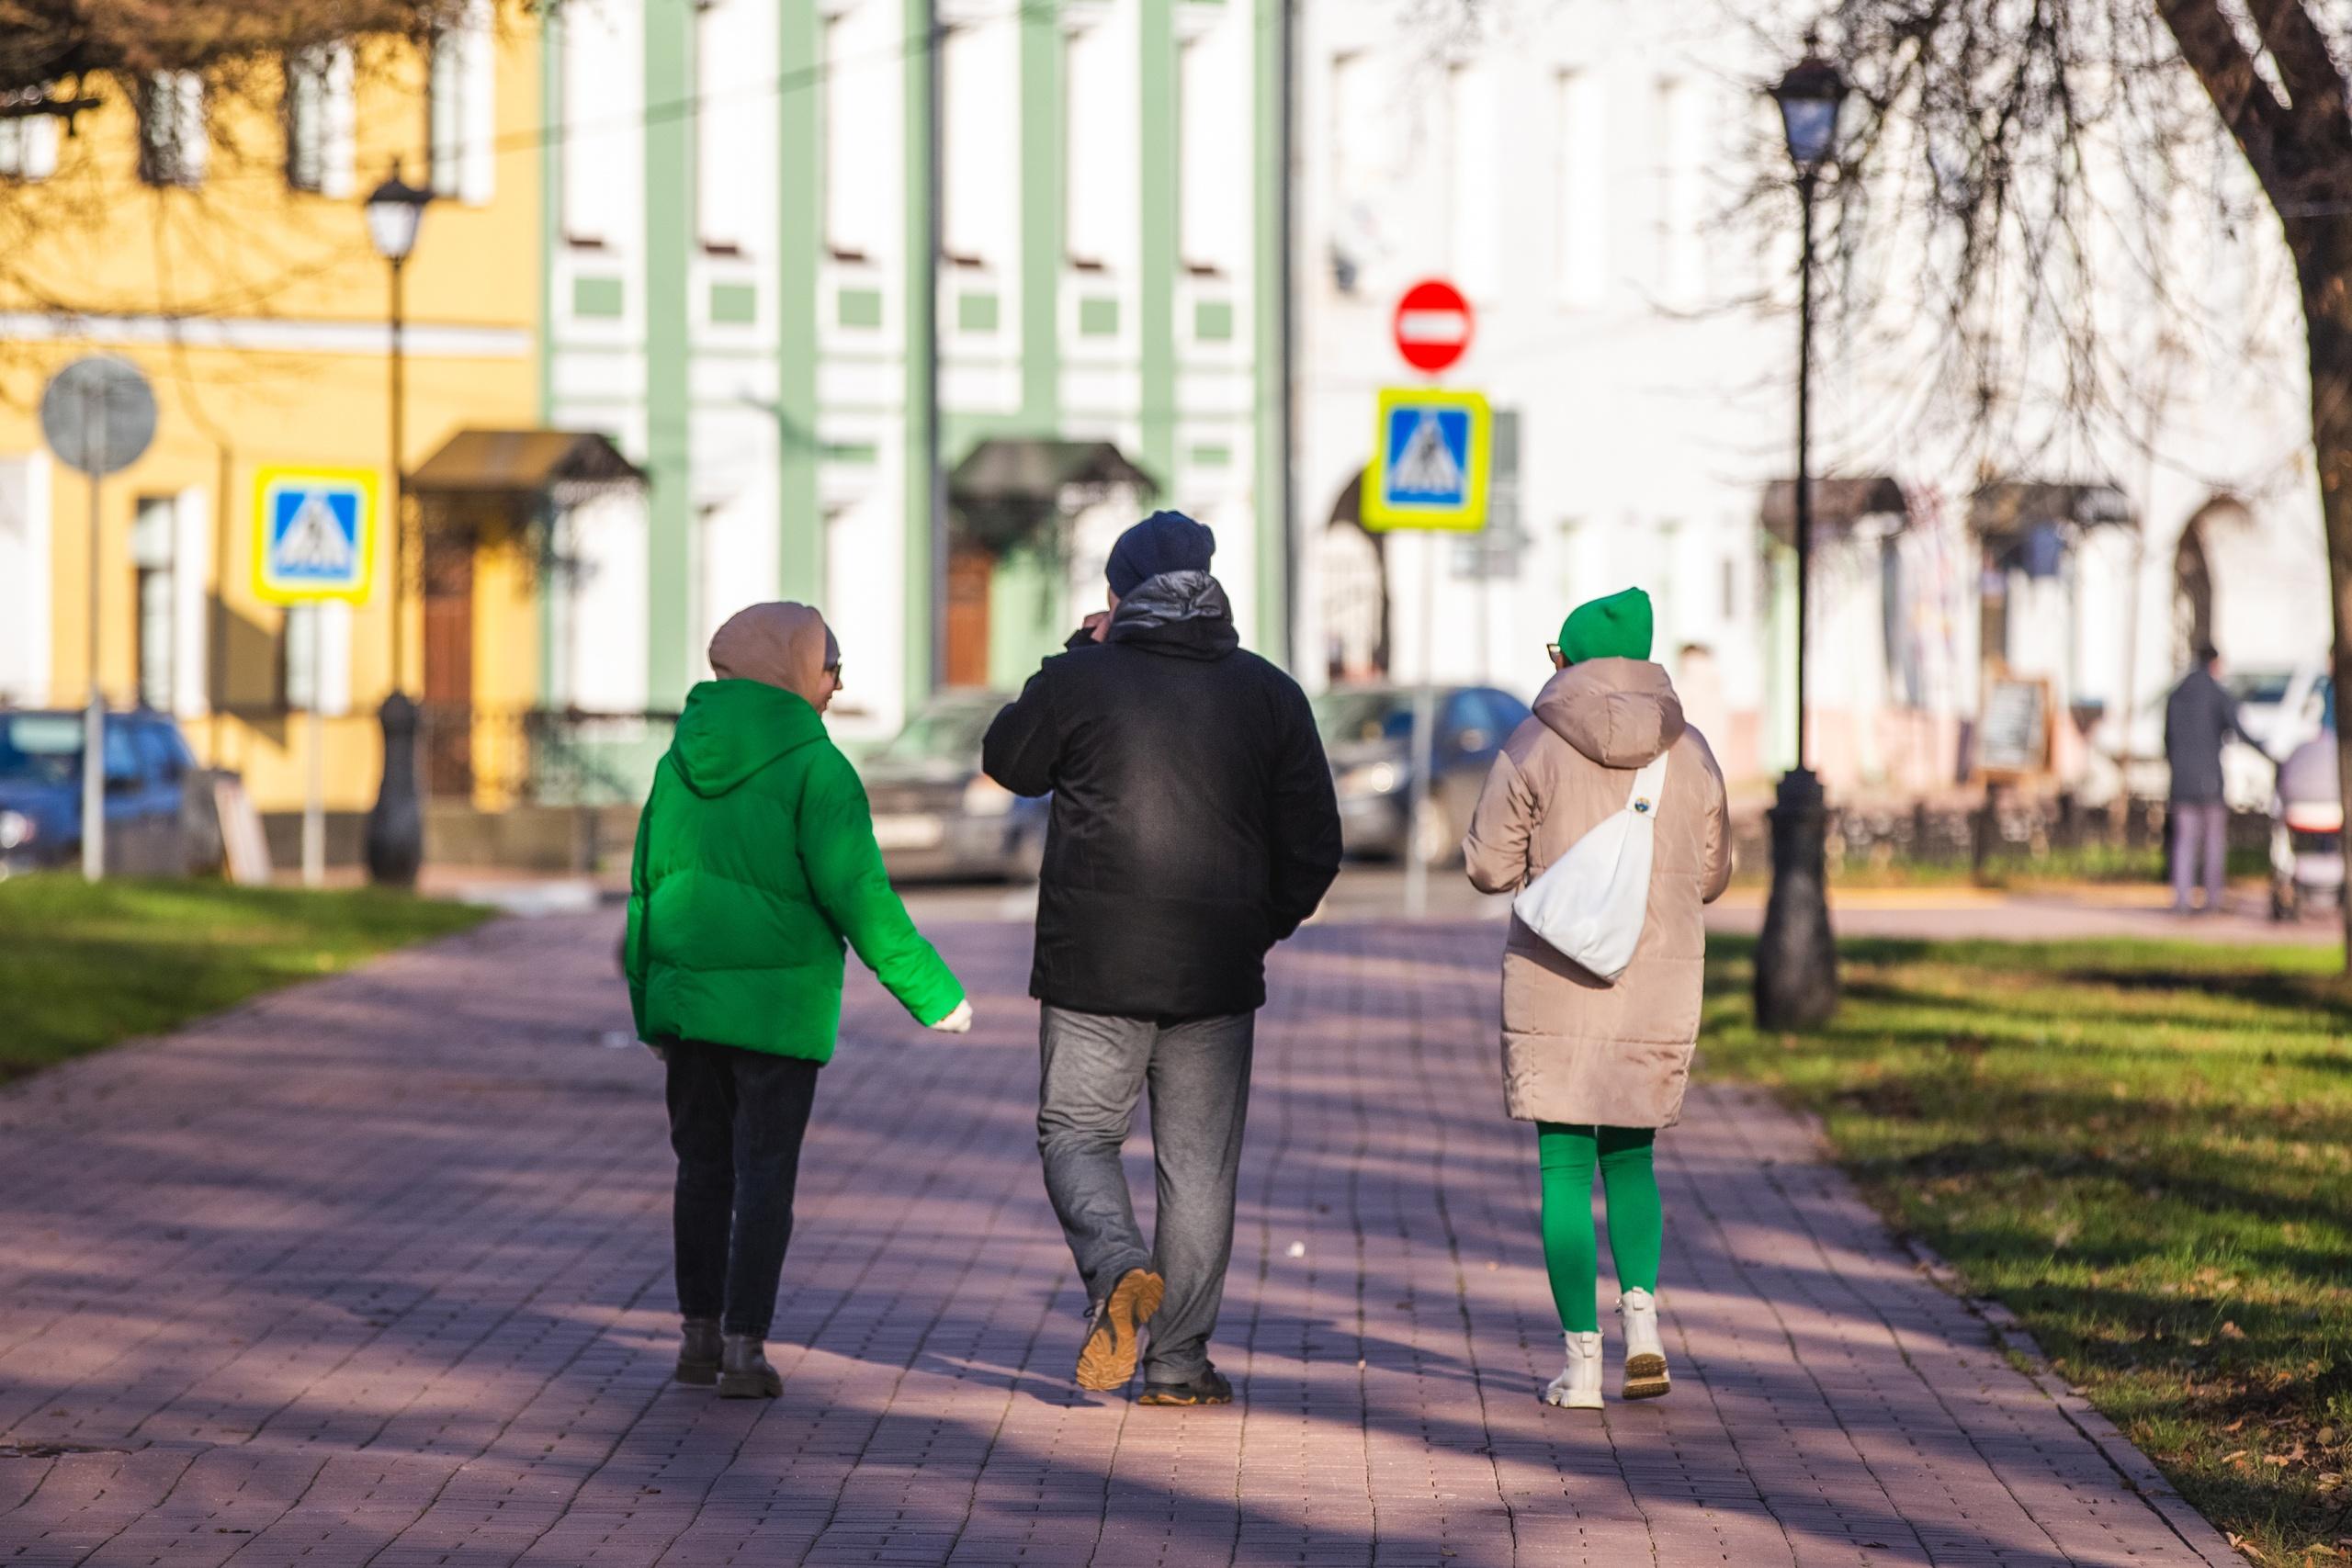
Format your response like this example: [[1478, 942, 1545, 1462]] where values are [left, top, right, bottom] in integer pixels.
[[2194, 641, 2220, 668]]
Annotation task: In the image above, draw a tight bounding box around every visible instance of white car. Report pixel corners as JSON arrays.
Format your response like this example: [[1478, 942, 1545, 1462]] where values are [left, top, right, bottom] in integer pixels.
[[2223, 664, 2329, 812]]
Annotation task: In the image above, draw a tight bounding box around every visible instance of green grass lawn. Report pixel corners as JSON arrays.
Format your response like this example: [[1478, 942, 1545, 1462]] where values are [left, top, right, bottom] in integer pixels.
[[1702, 935, 2352, 1565], [0, 875, 492, 1081]]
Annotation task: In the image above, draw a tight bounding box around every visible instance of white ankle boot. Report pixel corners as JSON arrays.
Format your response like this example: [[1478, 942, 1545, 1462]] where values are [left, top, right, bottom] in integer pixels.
[[1544, 1330, 1605, 1409], [1618, 1288, 1670, 1400]]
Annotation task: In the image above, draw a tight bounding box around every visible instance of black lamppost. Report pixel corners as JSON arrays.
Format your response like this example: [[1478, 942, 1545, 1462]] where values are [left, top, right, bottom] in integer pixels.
[[1754, 41, 1849, 1032], [362, 165, 432, 887]]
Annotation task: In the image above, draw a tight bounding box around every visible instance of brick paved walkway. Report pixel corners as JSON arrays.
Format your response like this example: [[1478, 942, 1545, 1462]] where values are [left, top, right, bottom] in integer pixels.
[[1, 917, 2238, 1567]]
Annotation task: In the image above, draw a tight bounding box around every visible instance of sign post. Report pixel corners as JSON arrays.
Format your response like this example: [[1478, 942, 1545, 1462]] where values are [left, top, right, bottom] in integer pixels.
[[1364, 282, 1486, 918], [39, 357, 158, 884], [253, 466, 379, 887]]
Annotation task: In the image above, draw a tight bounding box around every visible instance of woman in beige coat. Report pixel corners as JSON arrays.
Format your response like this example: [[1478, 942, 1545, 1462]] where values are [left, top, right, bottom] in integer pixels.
[[1461, 589, 1731, 1411]]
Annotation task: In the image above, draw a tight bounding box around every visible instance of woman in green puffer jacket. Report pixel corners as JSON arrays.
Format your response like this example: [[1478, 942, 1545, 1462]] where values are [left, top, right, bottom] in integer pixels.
[[626, 601, 971, 1399]]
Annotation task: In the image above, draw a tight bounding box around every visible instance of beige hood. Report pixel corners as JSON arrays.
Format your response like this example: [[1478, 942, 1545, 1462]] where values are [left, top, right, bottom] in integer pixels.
[[1532, 658, 1686, 769], [708, 602, 839, 708]]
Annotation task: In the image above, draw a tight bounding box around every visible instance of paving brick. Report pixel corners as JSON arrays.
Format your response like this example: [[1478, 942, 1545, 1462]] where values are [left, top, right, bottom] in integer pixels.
[[0, 917, 2241, 1565]]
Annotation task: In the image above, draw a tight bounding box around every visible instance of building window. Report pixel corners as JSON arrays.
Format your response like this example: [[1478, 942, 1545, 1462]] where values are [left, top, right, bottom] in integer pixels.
[[426, 1, 494, 205], [1064, 18, 1118, 270], [1654, 75, 1702, 303], [138, 72, 207, 188], [284, 45, 354, 197], [560, 5, 623, 246], [821, 8, 881, 263], [132, 498, 176, 712], [940, 18, 1007, 269], [1329, 50, 1377, 295], [0, 96, 59, 182], [1178, 27, 1241, 276], [1555, 69, 1605, 307], [1447, 62, 1498, 298], [282, 604, 351, 716], [695, 0, 763, 255]]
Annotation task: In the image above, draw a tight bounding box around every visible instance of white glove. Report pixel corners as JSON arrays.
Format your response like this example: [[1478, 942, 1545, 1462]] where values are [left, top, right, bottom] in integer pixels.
[[928, 998, 974, 1034]]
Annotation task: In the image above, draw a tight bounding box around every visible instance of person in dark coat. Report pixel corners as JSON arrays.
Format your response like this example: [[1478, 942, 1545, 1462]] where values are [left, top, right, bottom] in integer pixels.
[[982, 510, 1342, 1405], [2164, 642, 2265, 913]]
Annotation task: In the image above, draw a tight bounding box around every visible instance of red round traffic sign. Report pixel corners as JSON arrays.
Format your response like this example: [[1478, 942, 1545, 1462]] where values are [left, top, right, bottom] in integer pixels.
[[1393, 279, 1474, 374]]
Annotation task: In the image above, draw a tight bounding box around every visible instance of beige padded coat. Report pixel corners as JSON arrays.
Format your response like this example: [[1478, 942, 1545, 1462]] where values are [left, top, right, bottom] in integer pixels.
[[1462, 659, 1732, 1128]]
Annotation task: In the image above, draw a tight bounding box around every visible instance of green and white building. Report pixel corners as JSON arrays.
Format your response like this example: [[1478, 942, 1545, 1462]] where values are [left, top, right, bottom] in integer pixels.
[[542, 0, 1289, 740]]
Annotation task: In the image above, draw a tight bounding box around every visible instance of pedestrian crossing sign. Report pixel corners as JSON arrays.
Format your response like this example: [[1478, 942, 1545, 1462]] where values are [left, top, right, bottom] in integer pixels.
[[254, 466, 378, 604], [1362, 388, 1490, 533]]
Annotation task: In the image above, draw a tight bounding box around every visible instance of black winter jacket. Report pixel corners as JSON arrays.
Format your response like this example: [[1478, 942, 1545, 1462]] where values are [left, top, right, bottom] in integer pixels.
[[982, 571, 1343, 1019]]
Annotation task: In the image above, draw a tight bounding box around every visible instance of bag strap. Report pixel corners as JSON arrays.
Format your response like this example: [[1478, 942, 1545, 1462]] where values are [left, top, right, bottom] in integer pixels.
[[1624, 750, 1670, 820]]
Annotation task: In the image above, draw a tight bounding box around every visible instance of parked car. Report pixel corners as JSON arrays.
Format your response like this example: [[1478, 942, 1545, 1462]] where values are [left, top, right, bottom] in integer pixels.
[[1315, 683, 1532, 865], [2225, 662, 2329, 811], [0, 708, 213, 879], [857, 692, 1047, 884]]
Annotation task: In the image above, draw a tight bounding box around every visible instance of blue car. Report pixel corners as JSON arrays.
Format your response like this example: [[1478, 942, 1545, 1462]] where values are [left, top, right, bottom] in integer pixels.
[[0, 709, 209, 878]]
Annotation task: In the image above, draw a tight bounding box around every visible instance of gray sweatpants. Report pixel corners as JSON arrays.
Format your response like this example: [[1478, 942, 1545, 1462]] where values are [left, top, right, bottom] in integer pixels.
[[2171, 799, 2229, 912], [1037, 1006, 1255, 1383]]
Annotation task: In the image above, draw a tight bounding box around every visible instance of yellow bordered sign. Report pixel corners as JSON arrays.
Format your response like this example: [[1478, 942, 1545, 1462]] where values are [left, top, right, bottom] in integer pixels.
[[1361, 388, 1491, 533], [253, 465, 379, 605]]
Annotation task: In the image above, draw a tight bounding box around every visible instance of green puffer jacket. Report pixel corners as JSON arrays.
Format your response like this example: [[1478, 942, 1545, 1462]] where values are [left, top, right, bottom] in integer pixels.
[[625, 679, 965, 1059]]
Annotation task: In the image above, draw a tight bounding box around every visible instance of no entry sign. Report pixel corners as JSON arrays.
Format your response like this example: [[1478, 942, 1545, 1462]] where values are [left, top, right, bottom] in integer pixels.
[[1393, 279, 1473, 374]]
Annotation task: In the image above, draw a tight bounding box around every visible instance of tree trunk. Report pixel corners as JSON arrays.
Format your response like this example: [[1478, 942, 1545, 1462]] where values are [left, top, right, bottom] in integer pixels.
[[2294, 231, 2352, 968]]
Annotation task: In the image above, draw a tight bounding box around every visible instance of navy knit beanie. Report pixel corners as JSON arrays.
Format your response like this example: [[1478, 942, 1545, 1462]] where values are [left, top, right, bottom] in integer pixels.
[[1105, 510, 1216, 598]]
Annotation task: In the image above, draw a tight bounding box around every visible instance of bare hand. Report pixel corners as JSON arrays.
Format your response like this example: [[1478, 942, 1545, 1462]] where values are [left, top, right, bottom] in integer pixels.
[[1081, 611, 1111, 644]]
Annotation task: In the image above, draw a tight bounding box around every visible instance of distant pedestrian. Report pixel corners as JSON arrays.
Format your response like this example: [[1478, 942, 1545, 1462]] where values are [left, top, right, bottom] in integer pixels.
[[626, 603, 974, 1400], [2165, 643, 2262, 915], [982, 511, 1343, 1405], [1461, 588, 1731, 1411]]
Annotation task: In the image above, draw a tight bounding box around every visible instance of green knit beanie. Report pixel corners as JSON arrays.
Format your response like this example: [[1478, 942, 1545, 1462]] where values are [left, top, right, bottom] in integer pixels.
[[1557, 588, 1655, 664]]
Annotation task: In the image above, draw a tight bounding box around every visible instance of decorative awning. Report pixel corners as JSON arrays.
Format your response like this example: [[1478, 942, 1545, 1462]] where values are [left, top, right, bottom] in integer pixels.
[[1758, 475, 1907, 545], [1968, 480, 2132, 536], [948, 438, 1156, 553], [408, 429, 646, 506]]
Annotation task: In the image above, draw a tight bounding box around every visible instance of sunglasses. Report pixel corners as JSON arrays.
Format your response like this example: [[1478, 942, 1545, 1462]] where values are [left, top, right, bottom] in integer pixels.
[[1545, 644, 1564, 662]]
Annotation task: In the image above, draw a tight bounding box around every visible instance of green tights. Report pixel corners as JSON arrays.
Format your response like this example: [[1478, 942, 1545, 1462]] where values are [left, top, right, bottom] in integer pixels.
[[1537, 1123, 1662, 1334]]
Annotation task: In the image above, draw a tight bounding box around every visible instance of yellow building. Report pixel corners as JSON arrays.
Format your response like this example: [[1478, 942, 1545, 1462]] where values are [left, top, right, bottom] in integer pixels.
[[0, 19, 551, 840]]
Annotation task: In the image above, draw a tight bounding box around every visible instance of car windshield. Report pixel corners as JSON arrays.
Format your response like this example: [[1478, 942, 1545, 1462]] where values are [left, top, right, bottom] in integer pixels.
[[2228, 671, 2297, 705], [873, 705, 997, 765], [1313, 690, 1414, 745], [0, 715, 85, 785]]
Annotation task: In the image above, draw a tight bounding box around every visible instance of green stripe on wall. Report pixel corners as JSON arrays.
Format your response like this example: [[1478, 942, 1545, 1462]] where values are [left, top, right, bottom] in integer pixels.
[[904, 0, 938, 709], [1137, 0, 1176, 486], [644, 0, 694, 702], [778, 0, 822, 603], [1020, 0, 1060, 428]]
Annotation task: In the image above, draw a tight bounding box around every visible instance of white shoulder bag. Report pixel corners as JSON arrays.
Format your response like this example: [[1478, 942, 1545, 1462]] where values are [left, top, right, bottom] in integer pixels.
[[1510, 750, 1669, 983]]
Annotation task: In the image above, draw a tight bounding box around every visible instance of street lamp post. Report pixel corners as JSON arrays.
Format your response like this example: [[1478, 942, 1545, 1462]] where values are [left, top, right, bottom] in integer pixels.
[[1754, 42, 1848, 1032], [362, 166, 432, 888]]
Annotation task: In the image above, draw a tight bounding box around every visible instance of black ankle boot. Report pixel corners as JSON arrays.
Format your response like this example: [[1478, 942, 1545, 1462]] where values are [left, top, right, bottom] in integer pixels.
[[675, 1317, 721, 1385], [717, 1334, 782, 1399]]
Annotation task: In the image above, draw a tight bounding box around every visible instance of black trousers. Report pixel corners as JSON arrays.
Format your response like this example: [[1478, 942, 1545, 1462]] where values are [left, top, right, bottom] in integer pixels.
[[665, 1039, 820, 1340]]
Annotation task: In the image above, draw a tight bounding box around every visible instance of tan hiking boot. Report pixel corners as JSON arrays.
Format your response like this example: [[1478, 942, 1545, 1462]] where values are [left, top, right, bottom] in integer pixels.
[[1075, 1268, 1165, 1391]]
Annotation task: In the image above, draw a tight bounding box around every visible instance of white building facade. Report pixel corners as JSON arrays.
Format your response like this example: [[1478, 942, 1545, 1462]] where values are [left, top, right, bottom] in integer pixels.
[[1293, 0, 2331, 800]]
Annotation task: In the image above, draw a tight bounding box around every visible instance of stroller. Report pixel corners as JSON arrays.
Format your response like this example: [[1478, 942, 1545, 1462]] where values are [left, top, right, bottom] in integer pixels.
[[2269, 684, 2344, 920]]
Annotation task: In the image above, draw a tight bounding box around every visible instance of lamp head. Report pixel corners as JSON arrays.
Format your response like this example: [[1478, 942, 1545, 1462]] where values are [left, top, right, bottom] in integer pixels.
[[1771, 42, 1849, 177], [365, 164, 433, 262]]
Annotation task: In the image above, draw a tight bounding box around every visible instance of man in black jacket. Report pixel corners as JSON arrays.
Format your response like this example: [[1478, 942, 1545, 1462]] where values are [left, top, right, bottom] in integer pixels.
[[983, 511, 1342, 1405]]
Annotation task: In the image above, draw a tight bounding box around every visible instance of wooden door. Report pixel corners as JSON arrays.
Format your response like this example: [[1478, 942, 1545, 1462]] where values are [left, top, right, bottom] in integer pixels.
[[944, 546, 992, 689], [422, 537, 475, 797]]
